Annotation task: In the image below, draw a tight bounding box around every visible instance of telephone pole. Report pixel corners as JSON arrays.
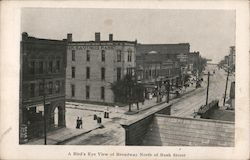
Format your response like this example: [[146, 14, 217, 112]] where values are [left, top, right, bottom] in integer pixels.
[[223, 69, 230, 106], [166, 81, 170, 103], [205, 71, 210, 105], [43, 78, 47, 145]]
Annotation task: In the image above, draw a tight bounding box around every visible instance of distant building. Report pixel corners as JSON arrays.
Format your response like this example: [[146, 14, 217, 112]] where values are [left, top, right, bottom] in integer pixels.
[[188, 51, 200, 72], [20, 33, 67, 143], [136, 43, 190, 88], [229, 46, 235, 71], [65, 33, 136, 104]]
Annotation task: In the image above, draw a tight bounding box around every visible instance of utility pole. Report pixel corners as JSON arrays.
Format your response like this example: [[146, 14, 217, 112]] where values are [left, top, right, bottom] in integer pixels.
[[43, 78, 47, 145], [223, 69, 230, 106], [166, 81, 170, 103], [205, 71, 210, 105]]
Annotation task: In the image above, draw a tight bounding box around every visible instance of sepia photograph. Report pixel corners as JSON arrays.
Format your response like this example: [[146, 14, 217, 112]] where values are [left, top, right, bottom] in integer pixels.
[[20, 8, 236, 146], [0, 1, 249, 160]]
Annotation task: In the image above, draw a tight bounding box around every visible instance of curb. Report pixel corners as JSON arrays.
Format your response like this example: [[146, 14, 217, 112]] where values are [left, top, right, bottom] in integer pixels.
[[56, 126, 101, 145], [66, 106, 104, 113], [136, 87, 198, 113]]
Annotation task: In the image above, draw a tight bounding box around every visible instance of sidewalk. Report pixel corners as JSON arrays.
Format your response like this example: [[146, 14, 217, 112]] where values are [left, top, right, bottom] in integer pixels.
[[26, 125, 101, 145], [66, 85, 197, 114], [26, 85, 197, 145]]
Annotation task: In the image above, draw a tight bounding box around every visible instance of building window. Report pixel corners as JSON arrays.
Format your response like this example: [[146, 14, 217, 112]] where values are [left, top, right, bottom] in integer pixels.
[[117, 50, 121, 62], [86, 50, 90, 61], [39, 82, 44, 96], [49, 61, 53, 73], [30, 83, 35, 97], [86, 85, 90, 99], [128, 50, 132, 62], [72, 50, 75, 61], [127, 67, 133, 75], [86, 67, 90, 79], [72, 67, 75, 78], [117, 67, 121, 81], [55, 81, 60, 94], [48, 81, 53, 94], [101, 67, 105, 80], [29, 61, 35, 74], [101, 50, 105, 62], [101, 86, 105, 100], [71, 84, 75, 97], [56, 60, 60, 72], [39, 61, 43, 74]]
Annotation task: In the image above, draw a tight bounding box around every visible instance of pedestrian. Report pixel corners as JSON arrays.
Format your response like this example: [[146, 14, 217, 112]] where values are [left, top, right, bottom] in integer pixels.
[[79, 117, 83, 129], [76, 116, 80, 129]]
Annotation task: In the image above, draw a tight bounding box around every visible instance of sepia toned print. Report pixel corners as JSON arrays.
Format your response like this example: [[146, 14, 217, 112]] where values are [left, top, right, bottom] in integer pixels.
[[19, 8, 235, 147]]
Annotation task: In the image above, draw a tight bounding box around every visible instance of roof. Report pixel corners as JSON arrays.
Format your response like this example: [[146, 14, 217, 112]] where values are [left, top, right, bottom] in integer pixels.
[[142, 114, 234, 146], [136, 43, 190, 56], [21, 33, 66, 45]]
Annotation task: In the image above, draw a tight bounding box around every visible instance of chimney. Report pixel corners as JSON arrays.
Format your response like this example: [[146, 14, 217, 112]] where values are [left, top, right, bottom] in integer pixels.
[[22, 32, 28, 40], [109, 34, 113, 42], [95, 32, 100, 42], [67, 33, 72, 42]]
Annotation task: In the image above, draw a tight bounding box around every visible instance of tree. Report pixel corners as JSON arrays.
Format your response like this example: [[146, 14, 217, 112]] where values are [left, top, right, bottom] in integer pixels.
[[111, 74, 145, 112]]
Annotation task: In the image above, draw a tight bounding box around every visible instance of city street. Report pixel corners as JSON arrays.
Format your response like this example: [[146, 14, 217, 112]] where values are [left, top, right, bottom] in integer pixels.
[[27, 64, 235, 145], [171, 64, 234, 117]]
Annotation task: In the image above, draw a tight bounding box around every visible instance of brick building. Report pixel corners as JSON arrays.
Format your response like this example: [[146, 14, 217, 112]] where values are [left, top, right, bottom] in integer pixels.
[[66, 33, 136, 104], [188, 51, 200, 72], [20, 33, 67, 143], [136, 43, 190, 87]]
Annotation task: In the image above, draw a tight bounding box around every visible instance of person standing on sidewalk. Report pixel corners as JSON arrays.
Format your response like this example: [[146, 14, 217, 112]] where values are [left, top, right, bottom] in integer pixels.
[[76, 117, 80, 129], [79, 117, 83, 129]]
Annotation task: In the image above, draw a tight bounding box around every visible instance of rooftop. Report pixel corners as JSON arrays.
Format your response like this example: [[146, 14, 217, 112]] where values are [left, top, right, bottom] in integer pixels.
[[142, 114, 234, 146], [136, 43, 190, 56]]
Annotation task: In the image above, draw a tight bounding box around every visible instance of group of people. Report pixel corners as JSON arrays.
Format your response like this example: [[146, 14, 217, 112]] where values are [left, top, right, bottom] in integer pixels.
[[76, 117, 83, 129]]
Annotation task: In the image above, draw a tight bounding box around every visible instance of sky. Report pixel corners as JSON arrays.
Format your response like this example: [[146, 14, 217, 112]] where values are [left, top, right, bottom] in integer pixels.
[[21, 8, 235, 63]]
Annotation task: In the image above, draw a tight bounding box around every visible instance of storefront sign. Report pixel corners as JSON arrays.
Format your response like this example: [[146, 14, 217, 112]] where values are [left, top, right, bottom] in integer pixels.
[[68, 45, 114, 50], [20, 124, 28, 144]]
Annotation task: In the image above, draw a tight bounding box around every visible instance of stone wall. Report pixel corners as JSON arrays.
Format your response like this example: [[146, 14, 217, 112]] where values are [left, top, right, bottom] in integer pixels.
[[121, 104, 171, 145]]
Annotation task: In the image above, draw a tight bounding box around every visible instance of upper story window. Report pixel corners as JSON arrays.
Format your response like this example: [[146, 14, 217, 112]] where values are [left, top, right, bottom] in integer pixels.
[[117, 67, 121, 81], [39, 82, 44, 96], [49, 61, 53, 73], [72, 66, 75, 78], [101, 50, 105, 62], [128, 50, 132, 62], [55, 81, 60, 94], [127, 67, 133, 75], [30, 83, 35, 97], [86, 67, 90, 79], [101, 67, 105, 80], [39, 61, 43, 74], [29, 61, 35, 75], [86, 50, 90, 61], [56, 60, 60, 72], [48, 81, 53, 95], [117, 50, 121, 62], [101, 86, 105, 100], [71, 84, 75, 97], [72, 50, 75, 61], [86, 85, 90, 99]]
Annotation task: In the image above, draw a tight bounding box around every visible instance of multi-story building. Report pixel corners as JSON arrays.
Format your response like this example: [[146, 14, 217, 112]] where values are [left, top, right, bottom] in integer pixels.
[[20, 32, 67, 143], [229, 46, 235, 71], [136, 43, 190, 87], [65, 33, 136, 104], [188, 51, 200, 72]]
